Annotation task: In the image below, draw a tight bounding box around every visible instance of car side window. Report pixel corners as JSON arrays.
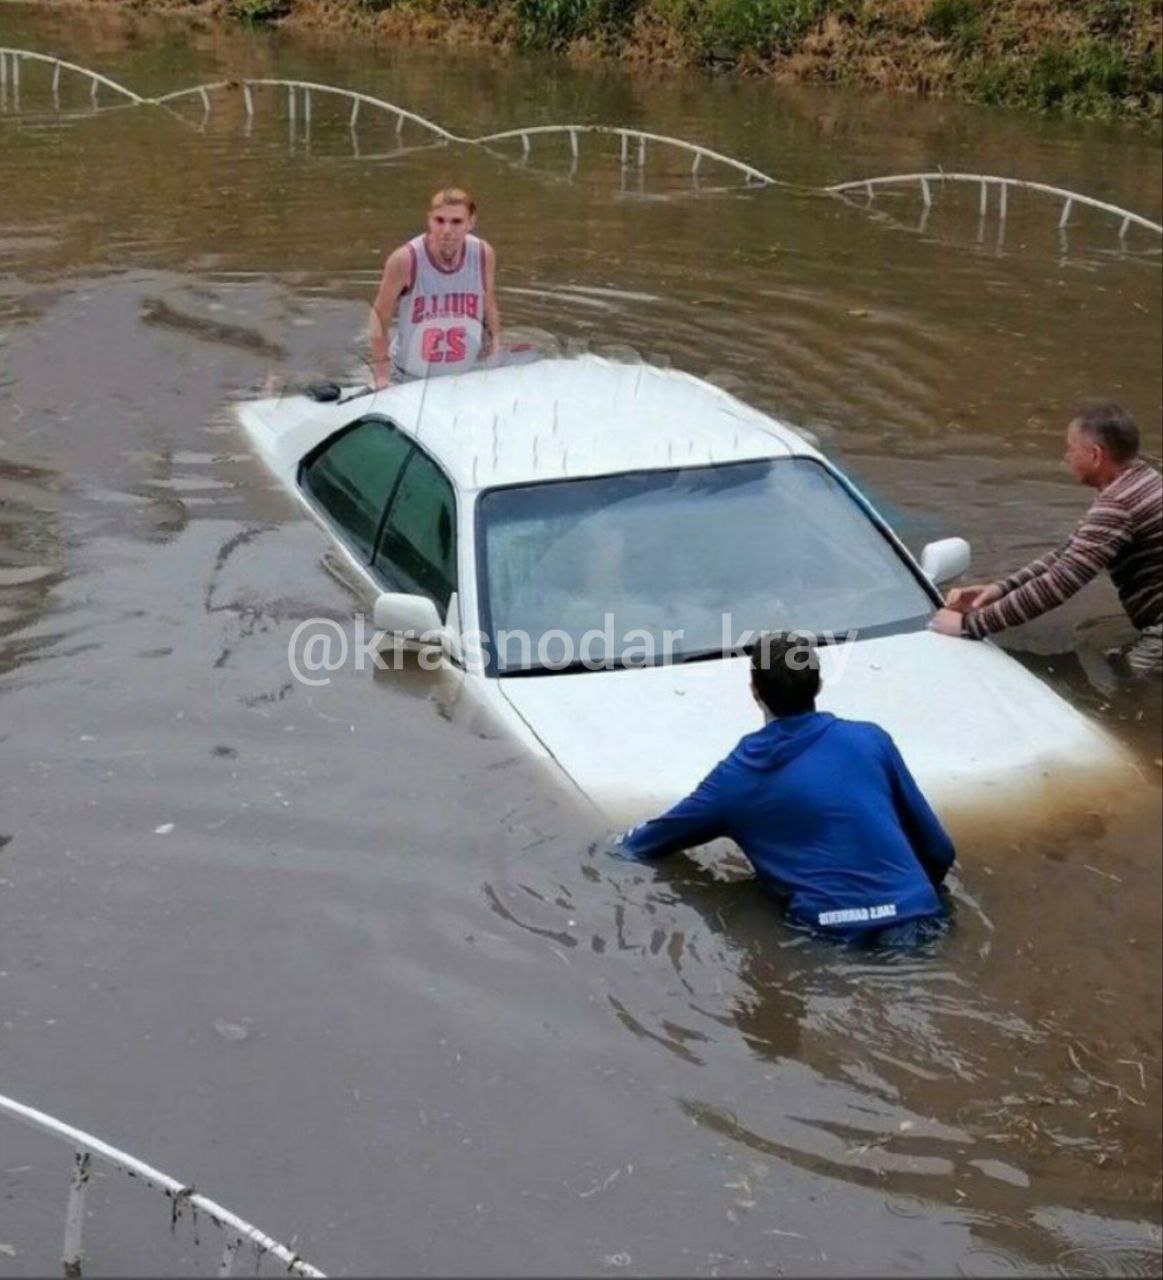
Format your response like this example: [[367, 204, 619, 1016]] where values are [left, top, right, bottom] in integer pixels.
[[299, 418, 411, 561], [374, 448, 457, 614]]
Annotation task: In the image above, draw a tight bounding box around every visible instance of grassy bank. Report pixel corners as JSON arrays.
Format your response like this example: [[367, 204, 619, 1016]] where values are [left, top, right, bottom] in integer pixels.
[[72, 1, 1163, 118]]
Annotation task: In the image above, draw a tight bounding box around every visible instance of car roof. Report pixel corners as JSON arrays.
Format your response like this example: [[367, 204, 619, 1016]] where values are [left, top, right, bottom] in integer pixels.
[[238, 355, 818, 494]]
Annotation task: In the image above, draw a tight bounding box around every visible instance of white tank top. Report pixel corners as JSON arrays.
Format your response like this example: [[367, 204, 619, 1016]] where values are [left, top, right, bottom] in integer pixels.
[[391, 233, 487, 379]]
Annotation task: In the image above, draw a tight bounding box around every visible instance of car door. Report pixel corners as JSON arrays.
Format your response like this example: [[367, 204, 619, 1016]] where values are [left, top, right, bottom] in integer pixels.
[[299, 418, 465, 700], [299, 416, 411, 565], [371, 445, 467, 704], [372, 445, 458, 622]]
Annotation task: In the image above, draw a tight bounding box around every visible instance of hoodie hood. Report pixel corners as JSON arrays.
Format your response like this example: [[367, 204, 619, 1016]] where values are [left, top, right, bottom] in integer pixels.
[[735, 712, 838, 772]]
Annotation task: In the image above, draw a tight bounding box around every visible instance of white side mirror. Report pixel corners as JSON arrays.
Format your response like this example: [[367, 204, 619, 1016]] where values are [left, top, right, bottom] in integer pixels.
[[920, 537, 971, 586], [373, 592, 444, 649]]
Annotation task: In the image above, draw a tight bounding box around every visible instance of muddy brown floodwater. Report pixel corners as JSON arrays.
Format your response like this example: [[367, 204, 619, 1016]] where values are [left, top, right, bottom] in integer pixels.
[[0, 4, 1160, 1276]]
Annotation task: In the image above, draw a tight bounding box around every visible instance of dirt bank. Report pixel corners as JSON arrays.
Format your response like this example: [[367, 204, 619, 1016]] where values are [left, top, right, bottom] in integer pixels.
[[20, 0, 1163, 119]]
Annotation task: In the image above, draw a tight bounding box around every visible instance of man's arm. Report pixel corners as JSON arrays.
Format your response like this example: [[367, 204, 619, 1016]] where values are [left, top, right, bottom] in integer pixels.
[[945, 548, 1063, 614], [882, 734, 956, 886], [370, 246, 411, 389], [481, 240, 501, 358], [963, 501, 1132, 638], [933, 550, 1062, 634], [935, 549, 1068, 634], [616, 762, 733, 863], [995, 550, 1062, 595]]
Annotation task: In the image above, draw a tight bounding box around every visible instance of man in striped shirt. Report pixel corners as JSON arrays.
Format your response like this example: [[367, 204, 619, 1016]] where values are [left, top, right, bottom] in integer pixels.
[[929, 402, 1162, 676]]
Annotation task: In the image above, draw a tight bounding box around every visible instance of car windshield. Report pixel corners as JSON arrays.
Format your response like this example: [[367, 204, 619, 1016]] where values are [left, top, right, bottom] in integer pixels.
[[477, 457, 935, 675]]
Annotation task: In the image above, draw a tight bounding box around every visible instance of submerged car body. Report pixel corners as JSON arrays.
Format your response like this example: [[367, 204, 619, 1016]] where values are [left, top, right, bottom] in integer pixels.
[[238, 356, 1133, 823]]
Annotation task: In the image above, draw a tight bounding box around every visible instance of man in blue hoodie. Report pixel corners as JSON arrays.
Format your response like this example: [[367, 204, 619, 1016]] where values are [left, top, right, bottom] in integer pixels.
[[615, 632, 956, 942]]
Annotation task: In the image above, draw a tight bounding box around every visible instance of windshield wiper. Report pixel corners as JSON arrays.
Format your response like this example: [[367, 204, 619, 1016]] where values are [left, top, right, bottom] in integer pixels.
[[500, 657, 631, 677], [673, 646, 748, 665], [498, 647, 747, 676]]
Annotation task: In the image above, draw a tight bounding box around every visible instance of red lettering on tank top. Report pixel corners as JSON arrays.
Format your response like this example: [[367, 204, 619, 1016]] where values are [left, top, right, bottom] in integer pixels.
[[421, 328, 444, 363], [420, 326, 468, 365], [445, 328, 467, 362], [412, 292, 480, 323]]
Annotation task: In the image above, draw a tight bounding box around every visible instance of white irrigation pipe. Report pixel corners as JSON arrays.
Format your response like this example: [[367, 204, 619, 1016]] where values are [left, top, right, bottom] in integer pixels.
[[151, 77, 455, 139], [827, 171, 1163, 236], [0, 1091, 325, 1277], [471, 123, 781, 186], [0, 47, 144, 103]]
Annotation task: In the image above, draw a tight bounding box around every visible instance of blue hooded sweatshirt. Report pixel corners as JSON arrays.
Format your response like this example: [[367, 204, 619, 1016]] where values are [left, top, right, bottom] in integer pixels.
[[618, 712, 955, 935]]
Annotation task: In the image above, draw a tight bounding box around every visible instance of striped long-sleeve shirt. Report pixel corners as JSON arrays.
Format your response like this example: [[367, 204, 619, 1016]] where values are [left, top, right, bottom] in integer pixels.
[[966, 458, 1162, 639]]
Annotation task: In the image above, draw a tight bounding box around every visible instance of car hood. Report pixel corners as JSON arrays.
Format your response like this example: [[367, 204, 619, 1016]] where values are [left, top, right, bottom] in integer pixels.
[[497, 630, 1135, 824]]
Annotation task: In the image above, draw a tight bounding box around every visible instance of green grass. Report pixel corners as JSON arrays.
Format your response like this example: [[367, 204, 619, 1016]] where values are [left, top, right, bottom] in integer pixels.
[[224, 0, 294, 21], [652, 0, 829, 58], [972, 36, 1158, 116], [513, 0, 639, 49], [924, 0, 982, 51]]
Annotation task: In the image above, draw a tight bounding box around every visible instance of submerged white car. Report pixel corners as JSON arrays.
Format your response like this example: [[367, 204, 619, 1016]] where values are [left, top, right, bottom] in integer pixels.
[[238, 356, 1131, 823]]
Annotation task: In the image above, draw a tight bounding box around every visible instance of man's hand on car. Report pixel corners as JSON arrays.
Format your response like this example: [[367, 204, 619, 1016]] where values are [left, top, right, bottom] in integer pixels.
[[944, 583, 1003, 613], [929, 607, 968, 637]]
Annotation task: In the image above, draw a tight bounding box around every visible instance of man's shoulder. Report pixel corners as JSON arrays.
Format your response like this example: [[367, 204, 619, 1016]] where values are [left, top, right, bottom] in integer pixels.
[[828, 717, 894, 750], [727, 714, 889, 767], [828, 714, 889, 736], [1096, 460, 1161, 510], [1083, 483, 1138, 535], [1121, 460, 1163, 504], [384, 240, 417, 268]]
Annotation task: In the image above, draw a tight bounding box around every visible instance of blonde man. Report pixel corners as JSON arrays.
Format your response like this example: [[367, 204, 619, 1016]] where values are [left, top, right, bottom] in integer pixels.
[[370, 187, 500, 388]]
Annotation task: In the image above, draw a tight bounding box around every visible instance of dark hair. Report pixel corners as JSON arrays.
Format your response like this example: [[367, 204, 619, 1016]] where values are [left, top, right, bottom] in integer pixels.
[[750, 631, 821, 717], [1071, 401, 1139, 463]]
